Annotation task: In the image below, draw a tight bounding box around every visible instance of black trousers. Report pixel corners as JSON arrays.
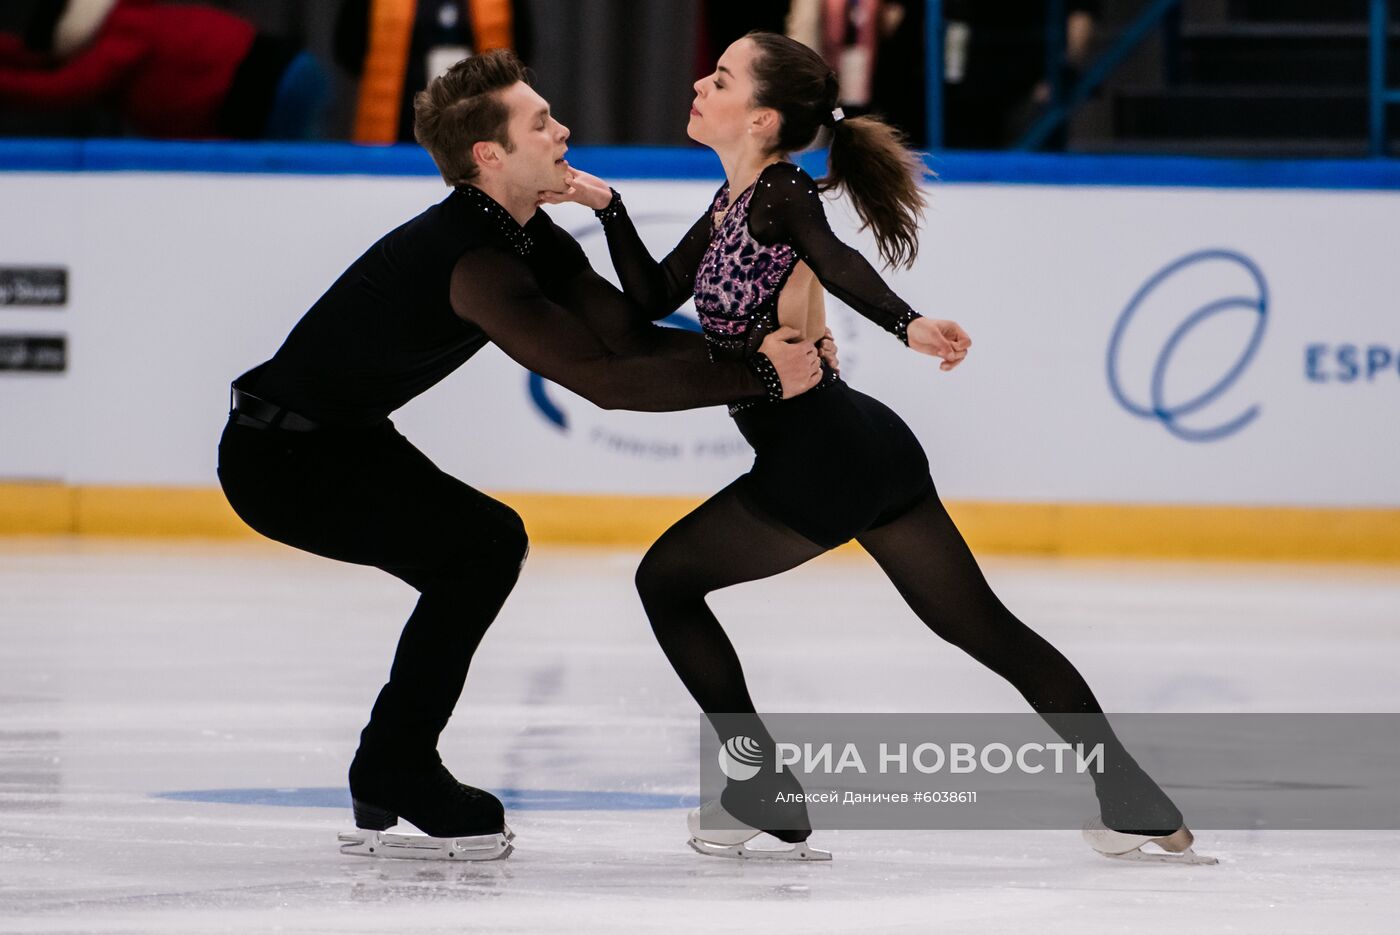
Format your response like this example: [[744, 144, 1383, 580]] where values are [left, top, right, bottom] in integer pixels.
[[217, 417, 528, 763]]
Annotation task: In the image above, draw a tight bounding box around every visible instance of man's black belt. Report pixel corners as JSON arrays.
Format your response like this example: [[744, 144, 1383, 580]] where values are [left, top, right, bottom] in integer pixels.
[[229, 386, 322, 432]]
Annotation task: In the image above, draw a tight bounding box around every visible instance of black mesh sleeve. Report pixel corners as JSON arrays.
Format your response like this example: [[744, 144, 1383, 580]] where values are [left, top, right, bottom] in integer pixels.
[[554, 264, 733, 364], [450, 246, 764, 411], [595, 188, 714, 319], [747, 162, 921, 345]]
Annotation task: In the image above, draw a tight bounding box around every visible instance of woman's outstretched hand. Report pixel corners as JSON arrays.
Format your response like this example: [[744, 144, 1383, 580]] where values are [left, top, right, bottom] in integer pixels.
[[538, 167, 615, 211], [908, 318, 971, 372]]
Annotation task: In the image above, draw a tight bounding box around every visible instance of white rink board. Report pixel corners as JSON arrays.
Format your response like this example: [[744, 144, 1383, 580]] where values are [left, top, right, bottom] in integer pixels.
[[1, 171, 1397, 506]]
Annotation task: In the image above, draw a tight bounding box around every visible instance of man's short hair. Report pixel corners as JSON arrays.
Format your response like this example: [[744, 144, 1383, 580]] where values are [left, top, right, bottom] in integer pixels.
[[413, 49, 529, 187]]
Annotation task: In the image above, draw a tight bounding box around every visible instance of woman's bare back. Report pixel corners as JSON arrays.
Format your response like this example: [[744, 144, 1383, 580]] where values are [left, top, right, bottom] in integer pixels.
[[776, 260, 825, 343]]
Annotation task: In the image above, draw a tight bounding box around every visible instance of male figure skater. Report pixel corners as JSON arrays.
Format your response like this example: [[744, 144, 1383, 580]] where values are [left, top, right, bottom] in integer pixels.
[[217, 49, 826, 861]]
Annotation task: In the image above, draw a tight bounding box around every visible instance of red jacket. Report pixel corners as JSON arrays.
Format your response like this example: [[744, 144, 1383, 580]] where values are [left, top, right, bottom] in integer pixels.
[[0, 0, 256, 138]]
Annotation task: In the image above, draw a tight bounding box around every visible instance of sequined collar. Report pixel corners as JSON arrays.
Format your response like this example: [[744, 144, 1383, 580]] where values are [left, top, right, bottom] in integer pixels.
[[713, 180, 757, 227], [714, 160, 788, 224], [455, 184, 534, 257]]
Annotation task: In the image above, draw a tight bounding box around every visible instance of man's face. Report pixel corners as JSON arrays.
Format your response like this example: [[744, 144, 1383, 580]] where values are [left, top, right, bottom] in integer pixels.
[[493, 81, 571, 197]]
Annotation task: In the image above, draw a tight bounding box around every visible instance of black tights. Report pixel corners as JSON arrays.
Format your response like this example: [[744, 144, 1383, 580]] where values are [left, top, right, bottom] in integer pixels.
[[636, 479, 1182, 834]]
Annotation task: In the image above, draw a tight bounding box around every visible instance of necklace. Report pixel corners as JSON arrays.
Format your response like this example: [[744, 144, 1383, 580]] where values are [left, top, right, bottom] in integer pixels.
[[715, 160, 783, 223], [713, 178, 750, 224]]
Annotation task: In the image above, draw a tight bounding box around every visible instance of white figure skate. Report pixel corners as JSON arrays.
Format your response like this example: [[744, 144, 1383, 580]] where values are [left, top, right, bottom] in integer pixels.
[[1082, 817, 1217, 865], [686, 799, 831, 861], [338, 822, 515, 861]]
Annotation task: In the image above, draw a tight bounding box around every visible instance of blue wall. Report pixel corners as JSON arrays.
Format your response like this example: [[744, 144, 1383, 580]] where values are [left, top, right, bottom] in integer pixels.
[[3, 140, 1400, 190]]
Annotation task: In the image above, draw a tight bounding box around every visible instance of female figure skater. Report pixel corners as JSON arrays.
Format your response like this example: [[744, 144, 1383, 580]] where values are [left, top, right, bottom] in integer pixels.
[[548, 32, 1209, 865]]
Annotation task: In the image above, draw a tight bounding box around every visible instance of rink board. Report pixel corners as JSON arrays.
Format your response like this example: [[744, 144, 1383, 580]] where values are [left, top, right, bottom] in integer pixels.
[[0, 144, 1396, 558]]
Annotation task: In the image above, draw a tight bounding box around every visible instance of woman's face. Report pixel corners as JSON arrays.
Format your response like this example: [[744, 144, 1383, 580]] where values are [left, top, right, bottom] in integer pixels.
[[688, 38, 769, 148]]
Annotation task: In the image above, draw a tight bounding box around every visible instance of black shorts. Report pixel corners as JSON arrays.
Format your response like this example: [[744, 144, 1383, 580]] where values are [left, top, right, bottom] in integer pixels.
[[732, 379, 934, 549]]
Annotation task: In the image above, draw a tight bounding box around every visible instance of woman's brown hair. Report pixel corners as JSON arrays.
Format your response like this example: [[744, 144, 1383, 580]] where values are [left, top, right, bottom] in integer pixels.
[[744, 31, 928, 270]]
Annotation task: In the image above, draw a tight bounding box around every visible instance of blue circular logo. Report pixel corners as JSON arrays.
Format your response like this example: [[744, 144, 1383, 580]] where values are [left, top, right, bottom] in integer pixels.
[[1106, 250, 1269, 443]]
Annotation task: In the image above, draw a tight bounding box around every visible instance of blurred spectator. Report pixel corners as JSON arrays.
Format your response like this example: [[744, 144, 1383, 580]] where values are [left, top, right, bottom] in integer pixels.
[[814, 0, 882, 110], [335, 0, 528, 143], [782, 0, 1099, 150], [942, 0, 1101, 149], [868, 0, 926, 145], [0, 0, 328, 140], [782, 1, 927, 145]]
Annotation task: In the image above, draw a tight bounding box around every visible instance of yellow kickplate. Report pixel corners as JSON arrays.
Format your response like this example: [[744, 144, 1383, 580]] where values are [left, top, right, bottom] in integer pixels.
[[0, 484, 1396, 562]]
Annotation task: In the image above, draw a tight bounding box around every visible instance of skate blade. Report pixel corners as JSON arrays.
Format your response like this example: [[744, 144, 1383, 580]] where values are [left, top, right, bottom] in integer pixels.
[[338, 829, 512, 861], [687, 835, 832, 861], [1101, 846, 1218, 866], [1082, 818, 1216, 866]]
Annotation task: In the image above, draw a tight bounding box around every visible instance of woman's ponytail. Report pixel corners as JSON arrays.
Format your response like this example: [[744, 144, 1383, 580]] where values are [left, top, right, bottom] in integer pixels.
[[745, 30, 929, 271], [822, 115, 927, 270]]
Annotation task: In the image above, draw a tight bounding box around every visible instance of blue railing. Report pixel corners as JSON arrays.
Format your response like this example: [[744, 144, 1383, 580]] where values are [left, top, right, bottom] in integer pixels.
[[923, 0, 1185, 152], [925, 0, 1397, 156], [1372, 0, 1400, 155], [924, 0, 944, 149], [1019, 0, 1183, 150]]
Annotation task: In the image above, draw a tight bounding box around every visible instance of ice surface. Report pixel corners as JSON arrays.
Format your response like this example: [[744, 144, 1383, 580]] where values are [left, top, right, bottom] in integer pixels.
[[1, 538, 1396, 934]]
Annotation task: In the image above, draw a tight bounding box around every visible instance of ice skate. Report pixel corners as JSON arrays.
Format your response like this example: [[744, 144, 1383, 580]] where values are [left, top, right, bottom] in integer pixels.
[[686, 797, 831, 861], [339, 797, 515, 861], [1082, 817, 1217, 865], [338, 827, 513, 860], [341, 755, 513, 860]]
